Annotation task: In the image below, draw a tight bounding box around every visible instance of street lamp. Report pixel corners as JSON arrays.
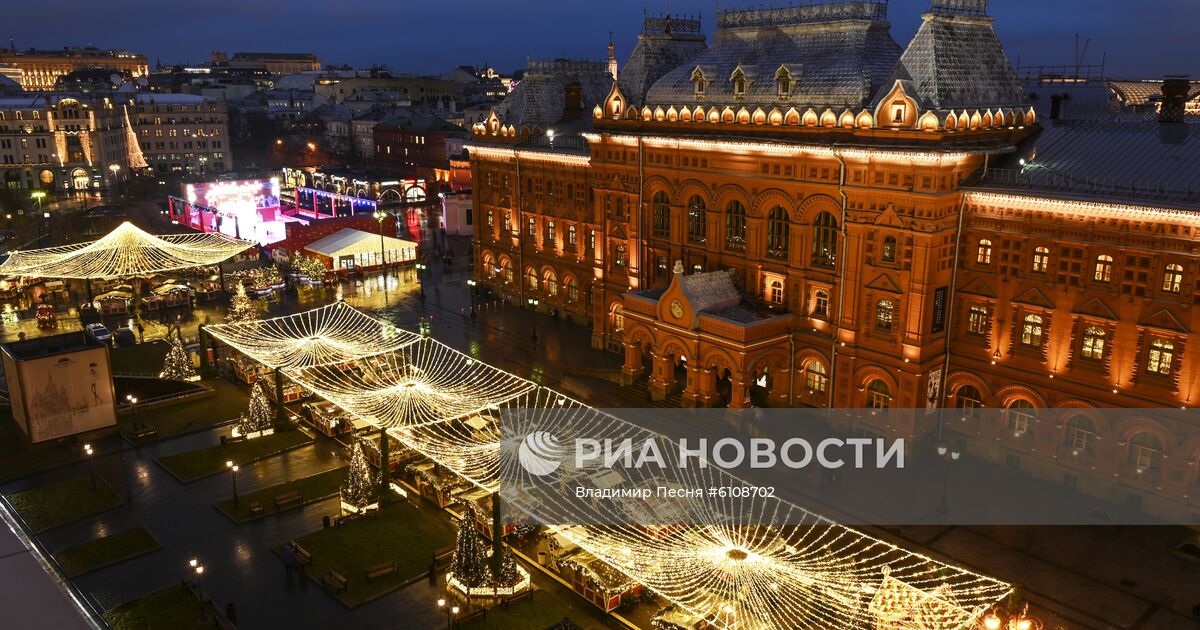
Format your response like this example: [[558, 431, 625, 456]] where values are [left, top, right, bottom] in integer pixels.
[[980, 606, 1041, 630], [30, 190, 46, 214], [189, 558, 207, 621], [373, 210, 388, 281], [936, 442, 961, 515], [466, 279, 477, 318], [436, 598, 460, 630], [415, 262, 427, 299], [126, 394, 140, 429], [83, 443, 96, 490], [226, 460, 240, 508], [108, 164, 121, 198], [527, 297, 539, 342]]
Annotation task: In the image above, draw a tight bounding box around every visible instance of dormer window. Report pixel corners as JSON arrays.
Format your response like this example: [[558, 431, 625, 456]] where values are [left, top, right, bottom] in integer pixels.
[[731, 68, 748, 97], [891, 102, 906, 124], [774, 66, 793, 98], [690, 68, 707, 97]]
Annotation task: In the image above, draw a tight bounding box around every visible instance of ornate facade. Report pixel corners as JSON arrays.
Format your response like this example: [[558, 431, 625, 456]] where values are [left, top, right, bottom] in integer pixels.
[[469, 1, 1200, 521]]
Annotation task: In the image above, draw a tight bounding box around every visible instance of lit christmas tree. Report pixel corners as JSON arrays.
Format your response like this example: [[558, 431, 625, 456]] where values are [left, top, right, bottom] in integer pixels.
[[236, 381, 274, 437], [158, 334, 199, 381], [225, 284, 258, 325], [292, 254, 327, 281], [449, 504, 491, 590], [490, 542, 521, 588], [340, 439, 379, 513]]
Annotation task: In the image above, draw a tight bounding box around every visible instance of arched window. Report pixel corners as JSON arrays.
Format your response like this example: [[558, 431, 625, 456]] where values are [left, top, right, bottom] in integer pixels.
[[732, 69, 747, 96], [775, 66, 792, 97], [545, 221, 556, 248], [976, 239, 992, 264], [767, 206, 789, 259], [686, 195, 707, 244], [567, 225, 577, 249], [1081, 326, 1106, 360], [524, 267, 538, 291], [866, 380, 891, 410], [768, 280, 784, 304], [1094, 255, 1113, 282], [1147, 338, 1175, 375], [881, 236, 896, 263], [611, 304, 625, 332], [1006, 400, 1036, 436], [1129, 431, 1163, 471], [811, 212, 837, 267], [955, 385, 983, 416], [813, 290, 829, 318], [1032, 246, 1050, 273], [1163, 263, 1184, 293], [1021, 314, 1044, 347], [527, 216, 536, 238], [566, 277, 579, 303], [501, 260, 513, 284], [652, 191, 670, 238], [544, 271, 558, 297], [724, 200, 746, 252], [805, 361, 827, 393], [691, 68, 706, 96], [1065, 415, 1096, 453], [875, 300, 895, 332]]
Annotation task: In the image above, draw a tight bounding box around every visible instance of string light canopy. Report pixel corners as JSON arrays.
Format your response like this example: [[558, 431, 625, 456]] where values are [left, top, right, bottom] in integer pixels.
[[211, 303, 1012, 629], [0, 222, 254, 279]]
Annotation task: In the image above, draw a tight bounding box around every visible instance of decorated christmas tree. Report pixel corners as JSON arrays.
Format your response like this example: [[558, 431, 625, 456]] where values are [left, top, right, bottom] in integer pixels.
[[340, 439, 379, 512], [226, 284, 258, 325], [158, 333, 199, 381], [236, 381, 274, 437], [292, 254, 327, 281], [490, 542, 521, 588], [449, 504, 491, 590]]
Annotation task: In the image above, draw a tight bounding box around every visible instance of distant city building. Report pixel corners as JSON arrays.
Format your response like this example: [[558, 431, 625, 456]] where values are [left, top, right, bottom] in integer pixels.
[[314, 70, 455, 107], [211, 51, 321, 75], [0, 47, 149, 91], [132, 93, 232, 174], [373, 116, 468, 189]]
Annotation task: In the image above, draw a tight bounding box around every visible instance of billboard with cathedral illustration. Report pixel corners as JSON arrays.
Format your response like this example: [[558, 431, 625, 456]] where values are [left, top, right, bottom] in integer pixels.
[[2, 333, 117, 444]]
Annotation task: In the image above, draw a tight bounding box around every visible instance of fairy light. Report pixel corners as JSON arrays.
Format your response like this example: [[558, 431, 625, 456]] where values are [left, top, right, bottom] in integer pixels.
[[210, 303, 1012, 629], [0, 221, 253, 279]]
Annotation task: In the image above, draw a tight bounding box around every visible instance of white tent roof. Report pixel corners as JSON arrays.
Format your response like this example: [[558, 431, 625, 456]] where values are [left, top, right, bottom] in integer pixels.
[[303, 228, 416, 258]]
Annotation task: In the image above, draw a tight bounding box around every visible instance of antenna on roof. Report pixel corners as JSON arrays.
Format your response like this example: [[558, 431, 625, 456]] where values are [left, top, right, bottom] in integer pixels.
[[1073, 33, 1091, 78]]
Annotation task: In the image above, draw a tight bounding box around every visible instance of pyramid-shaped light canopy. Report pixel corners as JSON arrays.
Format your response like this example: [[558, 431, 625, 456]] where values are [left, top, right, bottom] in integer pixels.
[[0, 221, 255, 279], [205, 300, 422, 371]]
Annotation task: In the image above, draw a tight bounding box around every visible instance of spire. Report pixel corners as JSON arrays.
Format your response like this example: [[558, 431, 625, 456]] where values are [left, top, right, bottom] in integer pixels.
[[607, 31, 618, 81]]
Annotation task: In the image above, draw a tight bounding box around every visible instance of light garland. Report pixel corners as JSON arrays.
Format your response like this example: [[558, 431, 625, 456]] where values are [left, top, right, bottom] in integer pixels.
[[210, 303, 1012, 629], [0, 221, 253, 279]]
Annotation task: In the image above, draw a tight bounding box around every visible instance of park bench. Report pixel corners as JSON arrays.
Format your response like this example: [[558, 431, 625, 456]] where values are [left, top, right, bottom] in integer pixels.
[[504, 588, 534, 608], [131, 426, 158, 441], [289, 541, 313, 568], [274, 491, 302, 510], [433, 545, 454, 562], [364, 560, 397, 582], [456, 608, 487, 625], [322, 569, 348, 595], [247, 501, 263, 515], [334, 512, 361, 527]]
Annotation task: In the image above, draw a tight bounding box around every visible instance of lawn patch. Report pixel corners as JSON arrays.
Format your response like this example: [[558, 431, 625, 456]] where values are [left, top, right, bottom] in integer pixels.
[[282, 500, 454, 607], [5, 476, 124, 533], [120, 378, 248, 443], [109, 340, 171, 375], [0, 410, 81, 482], [465, 584, 618, 630], [156, 430, 313, 483], [216, 467, 346, 523], [55, 527, 161, 578], [105, 584, 221, 630]]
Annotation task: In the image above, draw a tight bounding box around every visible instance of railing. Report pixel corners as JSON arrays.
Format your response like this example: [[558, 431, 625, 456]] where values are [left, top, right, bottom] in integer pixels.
[[977, 167, 1200, 205]]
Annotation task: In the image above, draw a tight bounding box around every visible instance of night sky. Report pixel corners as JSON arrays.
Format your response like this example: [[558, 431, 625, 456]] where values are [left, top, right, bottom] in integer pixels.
[[7, 0, 1197, 79]]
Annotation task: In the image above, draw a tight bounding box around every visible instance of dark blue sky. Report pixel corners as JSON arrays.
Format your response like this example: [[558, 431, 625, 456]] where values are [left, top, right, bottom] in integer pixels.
[[7, 0, 1197, 78]]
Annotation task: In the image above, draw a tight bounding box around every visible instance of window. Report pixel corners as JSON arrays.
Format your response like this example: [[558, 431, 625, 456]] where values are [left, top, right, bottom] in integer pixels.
[[1094, 255, 1113, 282], [691, 68, 706, 96], [805, 362, 827, 393], [881, 236, 896, 263], [1007, 400, 1035, 436], [732, 69, 747, 96], [544, 272, 558, 297], [1081, 326, 1106, 361], [867, 380, 891, 410], [1147, 339, 1175, 375], [1032, 246, 1050, 273], [567, 225, 577, 248], [967, 306, 989, 336], [686, 196, 707, 244], [525, 267, 538, 291], [1163, 263, 1183, 293], [955, 386, 983, 416], [527, 216, 536, 238], [813, 290, 829, 318], [767, 206, 789, 259], [768, 280, 784, 304], [1129, 432, 1162, 471], [976, 239, 992, 264], [486, 209, 494, 229], [724, 200, 746, 252], [611, 304, 625, 332], [775, 67, 792, 97], [1064, 415, 1096, 453], [1021, 314, 1044, 347], [588, 229, 596, 253], [566, 277, 579, 303], [812, 212, 837, 267], [652, 191, 670, 238], [545, 221, 556, 248], [875, 300, 895, 332]]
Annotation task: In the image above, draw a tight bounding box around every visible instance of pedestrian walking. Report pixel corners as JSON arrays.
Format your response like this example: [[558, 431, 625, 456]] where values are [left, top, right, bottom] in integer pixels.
[[282, 545, 295, 578]]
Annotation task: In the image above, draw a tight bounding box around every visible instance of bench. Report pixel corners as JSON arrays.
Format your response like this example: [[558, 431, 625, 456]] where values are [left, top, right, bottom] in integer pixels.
[[456, 608, 487, 625], [289, 541, 312, 567], [364, 560, 396, 582], [274, 491, 303, 510], [131, 426, 158, 441], [322, 569, 348, 594], [248, 501, 263, 515], [334, 512, 360, 527], [504, 588, 534, 607]]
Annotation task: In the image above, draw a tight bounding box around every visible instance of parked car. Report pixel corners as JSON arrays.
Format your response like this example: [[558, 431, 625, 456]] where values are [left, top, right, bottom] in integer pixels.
[[113, 327, 137, 347], [84, 323, 112, 343]]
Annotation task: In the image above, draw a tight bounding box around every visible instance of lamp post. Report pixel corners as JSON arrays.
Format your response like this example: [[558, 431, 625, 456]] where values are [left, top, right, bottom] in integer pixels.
[[980, 606, 1041, 630], [466, 279, 477, 318], [527, 297, 539, 342], [936, 442, 961, 516], [373, 210, 388, 281], [83, 443, 96, 490], [126, 394, 140, 429], [226, 460, 239, 508], [189, 558, 207, 621], [415, 263, 427, 299], [108, 164, 121, 198], [436, 598, 459, 630], [30, 190, 46, 213]]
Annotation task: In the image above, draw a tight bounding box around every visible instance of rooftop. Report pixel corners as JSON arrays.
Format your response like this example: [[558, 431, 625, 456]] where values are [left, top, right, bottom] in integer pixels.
[[1, 331, 105, 361]]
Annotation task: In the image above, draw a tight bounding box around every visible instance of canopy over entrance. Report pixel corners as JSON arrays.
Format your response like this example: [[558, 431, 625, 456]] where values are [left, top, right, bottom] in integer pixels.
[[0, 222, 254, 279], [207, 302, 1011, 629]]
